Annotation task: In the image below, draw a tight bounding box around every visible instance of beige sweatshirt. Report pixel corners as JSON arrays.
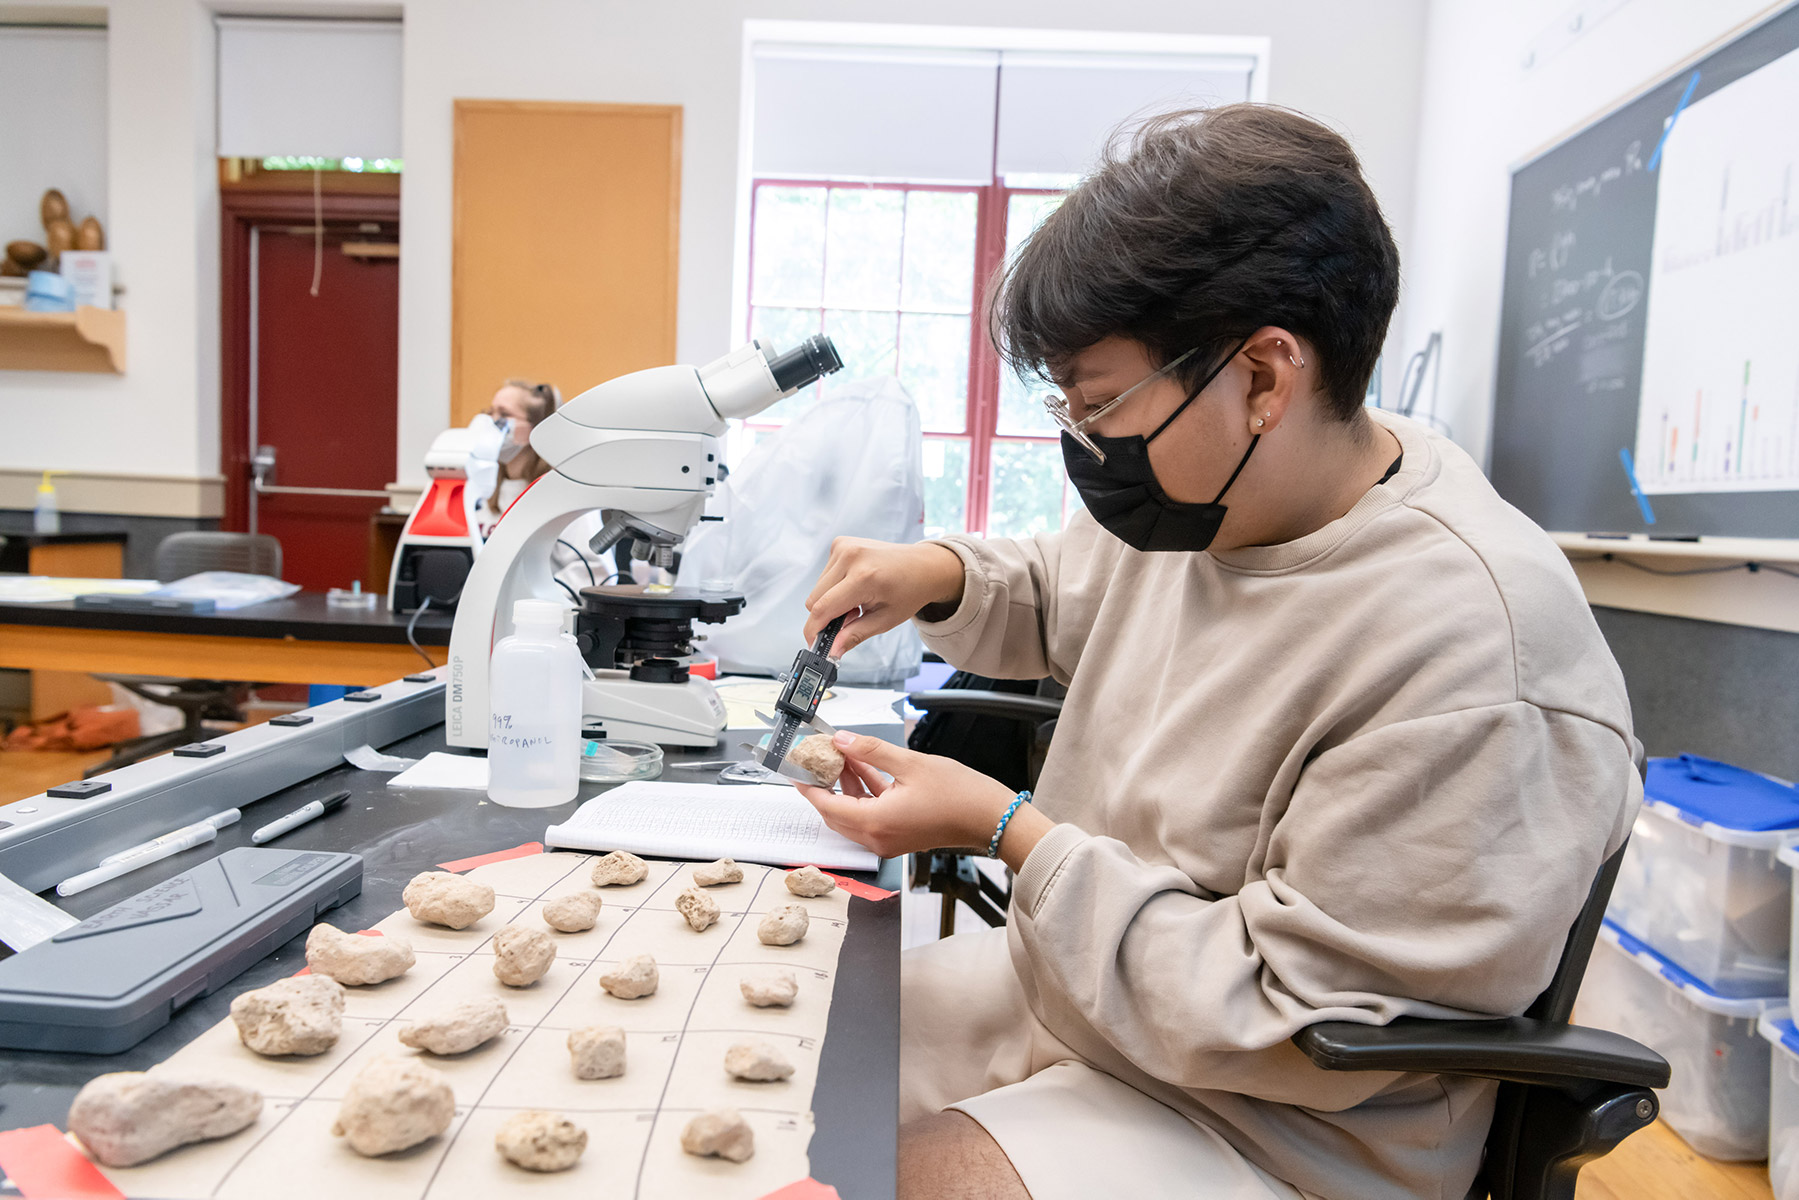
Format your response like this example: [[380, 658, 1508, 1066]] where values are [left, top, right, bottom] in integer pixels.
[[916, 410, 1641, 1200]]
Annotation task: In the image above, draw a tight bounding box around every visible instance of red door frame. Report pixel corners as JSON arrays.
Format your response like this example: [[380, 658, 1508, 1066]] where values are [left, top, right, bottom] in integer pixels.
[[219, 188, 401, 533]]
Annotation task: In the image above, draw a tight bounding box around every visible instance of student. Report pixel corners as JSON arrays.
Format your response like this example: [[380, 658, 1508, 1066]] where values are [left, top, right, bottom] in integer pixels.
[[478, 378, 561, 536], [794, 105, 1640, 1200]]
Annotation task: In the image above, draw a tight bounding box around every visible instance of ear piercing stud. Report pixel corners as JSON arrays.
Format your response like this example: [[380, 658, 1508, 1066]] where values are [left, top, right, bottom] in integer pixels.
[[1273, 338, 1306, 368]]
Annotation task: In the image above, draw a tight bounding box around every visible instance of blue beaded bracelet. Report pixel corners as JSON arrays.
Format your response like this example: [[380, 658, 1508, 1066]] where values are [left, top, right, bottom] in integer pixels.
[[988, 790, 1031, 858]]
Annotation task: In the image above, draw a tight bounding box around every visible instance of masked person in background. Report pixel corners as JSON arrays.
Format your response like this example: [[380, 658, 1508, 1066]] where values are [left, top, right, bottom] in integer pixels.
[[473, 379, 561, 538], [790, 104, 1642, 1200]]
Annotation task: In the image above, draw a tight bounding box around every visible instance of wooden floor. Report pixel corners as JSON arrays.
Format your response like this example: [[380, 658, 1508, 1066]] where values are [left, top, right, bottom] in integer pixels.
[[1579, 1120, 1772, 1198], [0, 764, 1773, 1200]]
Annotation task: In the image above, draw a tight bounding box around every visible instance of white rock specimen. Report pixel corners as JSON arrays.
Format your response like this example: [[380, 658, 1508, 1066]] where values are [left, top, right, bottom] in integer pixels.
[[785, 865, 837, 898], [568, 1025, 626, 1079], [68, 1073, 262, 1168], [305, 923, 416, 985], [757, 904, 810, 946], [740, 970, 798, 1008], [675, 886, 720, 932], [397, 997, 509, 1055], [598, 954, 658, 999], [492, 925, 557, 987], [681, 1108, 755, 1162], [494, 1110, 586, 1172], [542, 891, 601, 932], [789, 734, 844, 786], [725, 1041, 794, 1082], [331, 1056, 455, 1157], [590, 851, 648, 887], [692, 858, 743, 887], [403, 871, 496, 930], [229, 975, 345, 1057]]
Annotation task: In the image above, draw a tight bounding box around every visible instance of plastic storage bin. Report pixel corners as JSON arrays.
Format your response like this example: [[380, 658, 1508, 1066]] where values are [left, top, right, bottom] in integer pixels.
[[1578, 920, 1773, 1159], [1606, 754, 1799, 998], [1758, 1008, 1799, 1199]]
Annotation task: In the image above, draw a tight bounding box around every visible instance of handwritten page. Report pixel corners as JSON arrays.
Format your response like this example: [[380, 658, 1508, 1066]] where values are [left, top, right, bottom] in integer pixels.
[[544, 781, 879, 871]]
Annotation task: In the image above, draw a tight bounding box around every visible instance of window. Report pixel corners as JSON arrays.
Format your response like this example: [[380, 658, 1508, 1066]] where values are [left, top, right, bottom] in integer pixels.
[[738, 29, 1262, 537], [745, 180, 1075, 537]]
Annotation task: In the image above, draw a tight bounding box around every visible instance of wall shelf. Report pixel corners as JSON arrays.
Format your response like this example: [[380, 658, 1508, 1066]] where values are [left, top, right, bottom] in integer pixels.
[[0, 306, 126, 373]]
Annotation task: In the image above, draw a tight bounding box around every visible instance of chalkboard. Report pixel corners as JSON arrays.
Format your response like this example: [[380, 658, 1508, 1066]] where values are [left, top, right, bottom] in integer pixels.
[[1491, 4, 1799, 538]]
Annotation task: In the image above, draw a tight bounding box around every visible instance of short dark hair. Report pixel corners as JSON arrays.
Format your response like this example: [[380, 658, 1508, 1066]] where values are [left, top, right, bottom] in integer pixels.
[[991, 104, 1400, 420]]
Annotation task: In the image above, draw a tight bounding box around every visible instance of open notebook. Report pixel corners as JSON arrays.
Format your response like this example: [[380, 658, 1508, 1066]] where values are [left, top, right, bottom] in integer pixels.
[[543, 780, 880, 871]]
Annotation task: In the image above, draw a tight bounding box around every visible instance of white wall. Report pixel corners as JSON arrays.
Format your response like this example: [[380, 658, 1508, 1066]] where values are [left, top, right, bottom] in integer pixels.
[[397, 0, 1430, 483], [1402, 0, 1783, 468], [0, 0, 218, 495]]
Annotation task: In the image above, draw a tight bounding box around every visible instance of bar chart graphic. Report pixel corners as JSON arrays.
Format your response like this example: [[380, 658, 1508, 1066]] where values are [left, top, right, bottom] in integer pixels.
[[1635, 47, 1799, 494]]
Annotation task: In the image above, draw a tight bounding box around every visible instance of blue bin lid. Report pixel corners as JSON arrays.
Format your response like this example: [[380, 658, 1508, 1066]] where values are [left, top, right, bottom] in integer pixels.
[[1643, 754, 1799, 832], [1600, 919, 1781, 1015], [1769, 1014, 1799, 1057]]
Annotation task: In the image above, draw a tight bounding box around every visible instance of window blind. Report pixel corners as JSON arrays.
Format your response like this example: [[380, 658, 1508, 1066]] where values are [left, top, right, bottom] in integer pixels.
[[216, 17, 402, 160]]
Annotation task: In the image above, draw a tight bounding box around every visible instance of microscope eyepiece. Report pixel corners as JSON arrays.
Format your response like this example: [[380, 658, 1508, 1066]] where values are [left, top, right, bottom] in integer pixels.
[[767, 335, 844, 394]]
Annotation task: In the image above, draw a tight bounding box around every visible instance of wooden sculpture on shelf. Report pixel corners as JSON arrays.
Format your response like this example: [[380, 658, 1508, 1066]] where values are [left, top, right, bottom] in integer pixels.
[[26, 188, 104, 269], [1, 241, 46, 276]]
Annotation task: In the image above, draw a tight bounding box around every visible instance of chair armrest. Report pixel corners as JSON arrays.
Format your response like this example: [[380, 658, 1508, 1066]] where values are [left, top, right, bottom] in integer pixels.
[[906, 690, 1064, 723], [1292, 1016, 1670, 1090]]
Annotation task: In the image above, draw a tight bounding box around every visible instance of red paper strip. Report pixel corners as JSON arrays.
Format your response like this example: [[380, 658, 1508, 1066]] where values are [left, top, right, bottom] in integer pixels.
[[759, 1178, 842, 1200], [0, 1125, 123, 1200], [437, 842, 544, 872]]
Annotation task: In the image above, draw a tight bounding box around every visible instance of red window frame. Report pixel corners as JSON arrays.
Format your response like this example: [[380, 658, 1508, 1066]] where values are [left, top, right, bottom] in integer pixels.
[[745, 177, 1064, 535]]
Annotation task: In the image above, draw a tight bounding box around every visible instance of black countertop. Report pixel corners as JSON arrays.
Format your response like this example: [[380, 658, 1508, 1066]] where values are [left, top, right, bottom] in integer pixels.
[[0, 591, 457, 646], [0, 725, 900, 1198]]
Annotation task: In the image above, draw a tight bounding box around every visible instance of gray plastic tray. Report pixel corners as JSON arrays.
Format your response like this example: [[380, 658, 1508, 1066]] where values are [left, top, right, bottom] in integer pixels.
[[0, 847, 362, 1054]]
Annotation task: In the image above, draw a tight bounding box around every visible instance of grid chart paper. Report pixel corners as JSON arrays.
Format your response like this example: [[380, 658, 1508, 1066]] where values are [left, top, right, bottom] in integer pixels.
[[92, 853, 852, 1200]]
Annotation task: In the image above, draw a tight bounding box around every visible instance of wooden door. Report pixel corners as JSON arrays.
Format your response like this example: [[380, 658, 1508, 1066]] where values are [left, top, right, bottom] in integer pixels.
[[452, 101, 681, 424], [249, 225, 398, 590]]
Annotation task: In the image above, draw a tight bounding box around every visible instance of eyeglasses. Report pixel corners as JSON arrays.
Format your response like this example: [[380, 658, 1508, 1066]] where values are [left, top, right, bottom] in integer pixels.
[[1041, 348, 1200, 463]]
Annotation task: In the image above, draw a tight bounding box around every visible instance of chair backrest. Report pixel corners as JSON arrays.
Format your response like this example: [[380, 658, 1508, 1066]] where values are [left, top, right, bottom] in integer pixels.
[[154, 532, 283, 583], [1523, 840, 1628, 1024]]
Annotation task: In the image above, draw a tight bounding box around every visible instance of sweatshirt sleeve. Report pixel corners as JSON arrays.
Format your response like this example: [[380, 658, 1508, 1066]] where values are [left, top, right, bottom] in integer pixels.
[[1006, 700, 1640, 1109], [915, 531, 1065, 682]]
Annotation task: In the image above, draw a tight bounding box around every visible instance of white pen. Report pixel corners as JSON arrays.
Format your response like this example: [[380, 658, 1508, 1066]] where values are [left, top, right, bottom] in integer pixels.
[[251, 790, 351, 845], [57, 810, 241, 898], [98, 808, 241, 866]]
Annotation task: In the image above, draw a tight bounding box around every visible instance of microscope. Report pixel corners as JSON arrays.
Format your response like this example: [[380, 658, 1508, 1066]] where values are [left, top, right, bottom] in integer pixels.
[[445, 336, 843, 750]]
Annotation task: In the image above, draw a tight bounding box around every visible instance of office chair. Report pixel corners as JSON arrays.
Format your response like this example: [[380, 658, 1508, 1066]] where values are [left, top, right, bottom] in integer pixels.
[[909, 686, 1669, 1197], [84, 532, 285, 776], [906, 676, 1063, 935]]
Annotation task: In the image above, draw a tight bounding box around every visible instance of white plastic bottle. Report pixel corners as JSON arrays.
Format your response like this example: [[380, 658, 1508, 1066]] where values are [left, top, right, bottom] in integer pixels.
[[486, 598, 582, 808]]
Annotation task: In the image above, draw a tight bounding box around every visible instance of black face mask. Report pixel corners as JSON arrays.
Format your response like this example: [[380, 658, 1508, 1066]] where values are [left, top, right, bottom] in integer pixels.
[[1061, 342, 1259, 553]]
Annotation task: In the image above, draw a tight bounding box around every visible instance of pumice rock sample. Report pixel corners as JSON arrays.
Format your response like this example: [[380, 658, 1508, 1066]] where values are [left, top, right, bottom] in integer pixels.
[[675, 887, 720, 932], [403, 871, 495, 929], [757, 904, 810, 946], [397, 997, 509, 1055], [590, 851, 648, 886], [494, 1110, 586, 1171], [568, 1025, 626, 1079], [681, 1108, 755, 1162], [725, 1041, 794, 1082], [542, 891, 601, 932], [230, 975, 345, 1056], [599, 954, 659, 999], [789, 735, 845, 786], [306, 923, 415, 985], [68, 1074, 262, 1167], [740, 969, 798, 1008], [785, 865, 836, 898], [492, 925, 557, 987], [332, 1056, 454, 1156], [692, 858, 742, 886]]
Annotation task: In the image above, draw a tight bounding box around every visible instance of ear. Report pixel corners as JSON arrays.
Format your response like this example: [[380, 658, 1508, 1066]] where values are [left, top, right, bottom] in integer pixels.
[[1236, 326, 1310, 435]]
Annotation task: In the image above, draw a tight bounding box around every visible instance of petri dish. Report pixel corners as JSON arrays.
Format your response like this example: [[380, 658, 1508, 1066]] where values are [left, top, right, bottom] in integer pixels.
[[579, 739, 663, 783]]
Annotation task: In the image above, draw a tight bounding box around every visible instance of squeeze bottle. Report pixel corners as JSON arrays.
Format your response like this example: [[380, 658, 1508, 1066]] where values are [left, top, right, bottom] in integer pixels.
[[33, 471, 60, 533], [486, 598, 582, 808]]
